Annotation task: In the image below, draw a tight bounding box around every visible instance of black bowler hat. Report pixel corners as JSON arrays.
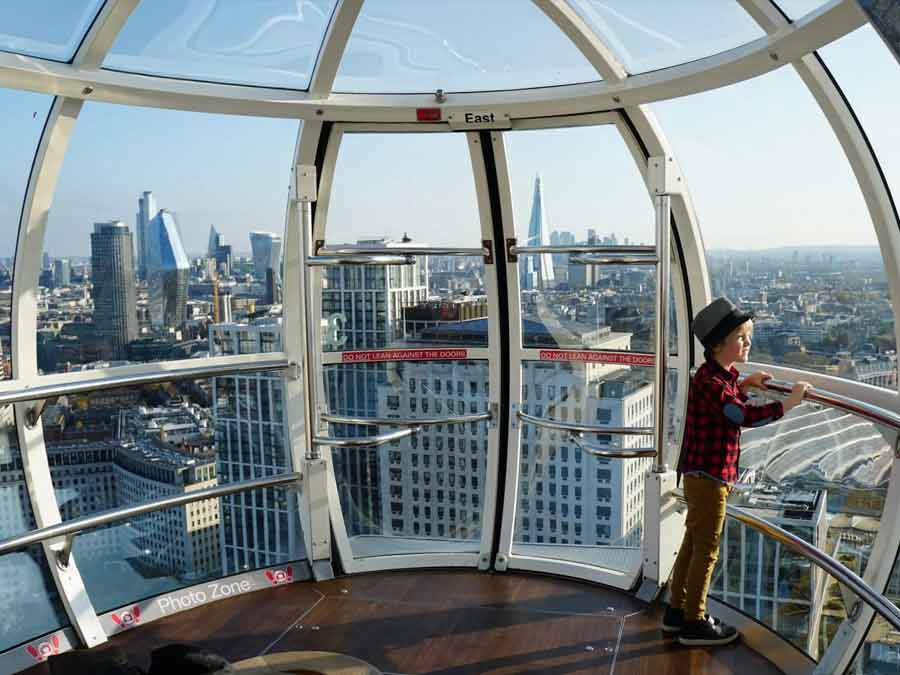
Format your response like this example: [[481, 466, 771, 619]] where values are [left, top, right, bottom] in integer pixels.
[[692, 297, 754, 348]]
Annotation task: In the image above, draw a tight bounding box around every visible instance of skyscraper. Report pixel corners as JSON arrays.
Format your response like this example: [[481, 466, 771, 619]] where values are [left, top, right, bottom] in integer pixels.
[[208, 225, 222, 258], [145, 210, 189, 331], [91, 221, 138, 360], [136, 191, 157, 281], [209, 320, 302, 574], [53, 259, 71, 288], [249, 231, 282, 284], [520, 174, 555, 291]]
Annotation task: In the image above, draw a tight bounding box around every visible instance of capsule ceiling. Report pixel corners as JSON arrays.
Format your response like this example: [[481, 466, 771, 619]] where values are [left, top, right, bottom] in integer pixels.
[[0, 0, 831, 92]]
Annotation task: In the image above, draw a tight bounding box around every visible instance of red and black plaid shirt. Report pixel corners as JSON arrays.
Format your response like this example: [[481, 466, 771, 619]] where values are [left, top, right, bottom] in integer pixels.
[[678, 360, 784, 484]]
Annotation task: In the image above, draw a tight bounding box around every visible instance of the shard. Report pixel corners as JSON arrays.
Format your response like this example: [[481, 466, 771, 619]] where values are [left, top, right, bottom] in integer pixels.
[[520, 174, 555, 290]]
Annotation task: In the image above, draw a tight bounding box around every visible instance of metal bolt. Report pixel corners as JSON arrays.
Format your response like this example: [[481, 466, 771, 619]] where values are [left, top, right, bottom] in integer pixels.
[[612, 95, 621, 104], [340, 588, 349, 594], [82, 86, 94, 96], [315, 109, 324, 116], [769, 52, 779, 61], [606, 606, 615, 613], [584, 645, 595, 652], [605, 646, 614, 654], [311, 625, 320, 631], [297, 625, 304, 630]]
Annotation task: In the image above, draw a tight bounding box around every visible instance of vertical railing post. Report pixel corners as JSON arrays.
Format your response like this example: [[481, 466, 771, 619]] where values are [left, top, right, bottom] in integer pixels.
[[638, 155, 685, 602]]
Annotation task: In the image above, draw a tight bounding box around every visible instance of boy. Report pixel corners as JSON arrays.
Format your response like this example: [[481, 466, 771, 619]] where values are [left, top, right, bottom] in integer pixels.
[[663, 297, 810, 646]]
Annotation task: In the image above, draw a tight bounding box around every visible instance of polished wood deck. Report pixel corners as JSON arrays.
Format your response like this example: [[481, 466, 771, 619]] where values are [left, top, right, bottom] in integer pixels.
[[25, 570, 781, 675]]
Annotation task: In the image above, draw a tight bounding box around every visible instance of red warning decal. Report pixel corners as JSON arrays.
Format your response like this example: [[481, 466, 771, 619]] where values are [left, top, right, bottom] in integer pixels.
[[341, 349, 469, 363], [538, 350, 655, 366]]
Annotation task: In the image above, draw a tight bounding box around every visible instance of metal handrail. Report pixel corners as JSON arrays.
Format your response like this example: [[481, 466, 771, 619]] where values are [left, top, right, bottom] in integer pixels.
[[305, 254, 414, 266], [0, 473, 302, 568], [672, 490, 900, 632], [313, 426, 421, 448], [761, 378, 900, 432], [510, 244, 655, 255], [517, 411, 653, 436], [570, 254, 658, 266], [568, 434, 656, 458], [318, 245, 489, 257], [322, 412, 491, 427], [0, 357, 290, 409]]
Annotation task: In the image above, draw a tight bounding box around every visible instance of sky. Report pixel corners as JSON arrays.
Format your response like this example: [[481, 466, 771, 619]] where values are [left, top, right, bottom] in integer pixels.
[[0, 3, 898, 260]]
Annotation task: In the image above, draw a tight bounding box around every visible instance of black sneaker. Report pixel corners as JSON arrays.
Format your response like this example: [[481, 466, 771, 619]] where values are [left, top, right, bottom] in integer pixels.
[[661, 606, 684, 633], [678, 618, 739, 646]]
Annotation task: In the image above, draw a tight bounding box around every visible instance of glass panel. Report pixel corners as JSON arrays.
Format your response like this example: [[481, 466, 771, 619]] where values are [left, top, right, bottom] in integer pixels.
[[40, 104, 298, 374], [652, 66, 896, 389], [850, 548, 900, 672], [0, 0, 103, 61], [333, 0, 599, 93], [104, 0, 338, 90], [710, 526, 844, 659], [321, 132, 487, 352], [711, 397, 895, 657], [51, 372, 303, 612], [820, 28, 900, 363], [569, 0, 765, 74], [324, 360, 489, 558], [511, 362, 661, 570], [1, 90, 53, 374], [503, 125, 673, 352], [0, 407, 69, 650]]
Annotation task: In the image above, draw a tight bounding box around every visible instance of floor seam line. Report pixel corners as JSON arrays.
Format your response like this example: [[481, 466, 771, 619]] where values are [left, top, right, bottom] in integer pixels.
[[609, 615, 626, 675], [321, 591, 634, 618], [258, 590, 326, 656]]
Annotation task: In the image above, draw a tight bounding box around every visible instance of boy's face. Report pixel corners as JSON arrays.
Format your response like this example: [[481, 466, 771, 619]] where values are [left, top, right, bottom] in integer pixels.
[[714, 320, 753, 365]]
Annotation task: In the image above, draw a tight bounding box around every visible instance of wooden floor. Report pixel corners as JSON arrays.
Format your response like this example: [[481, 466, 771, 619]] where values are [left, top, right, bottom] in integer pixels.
[[25, 570, 781, 675]]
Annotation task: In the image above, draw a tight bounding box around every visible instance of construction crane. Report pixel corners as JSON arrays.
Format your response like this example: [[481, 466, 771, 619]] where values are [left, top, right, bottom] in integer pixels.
[[212, 269, 220, 324]]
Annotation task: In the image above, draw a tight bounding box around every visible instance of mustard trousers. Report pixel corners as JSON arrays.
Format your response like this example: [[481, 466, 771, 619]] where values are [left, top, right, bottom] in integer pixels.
[[669, 474, 729, 621]]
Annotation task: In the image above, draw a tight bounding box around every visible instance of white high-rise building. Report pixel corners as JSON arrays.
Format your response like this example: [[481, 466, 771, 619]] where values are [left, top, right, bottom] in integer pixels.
[[136, 191, 157, 281], [209, 319, 303, 574]]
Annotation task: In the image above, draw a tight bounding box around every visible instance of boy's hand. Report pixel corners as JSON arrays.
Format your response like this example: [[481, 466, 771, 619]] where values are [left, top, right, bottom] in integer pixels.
[[783, 381, 812, 413], [740, 371, 772, 392]]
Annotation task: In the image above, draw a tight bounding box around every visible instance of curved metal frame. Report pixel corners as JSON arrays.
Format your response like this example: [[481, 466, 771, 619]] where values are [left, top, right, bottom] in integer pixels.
[[313, 426, 420, 448], [568, 434, 657, 459], [518, 411, 653, 437], [317, 245, 490, 257], [305, 254, 414, 266], [322, 412, 492, 427]]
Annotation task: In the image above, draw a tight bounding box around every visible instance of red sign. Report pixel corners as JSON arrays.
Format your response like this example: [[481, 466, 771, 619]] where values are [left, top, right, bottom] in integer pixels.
[[538, 350, 655, 366], [341, 349, 468, 363], [111, 606, 141, 628], [265, 567, 294, 586], [26, 635, 60, 662]]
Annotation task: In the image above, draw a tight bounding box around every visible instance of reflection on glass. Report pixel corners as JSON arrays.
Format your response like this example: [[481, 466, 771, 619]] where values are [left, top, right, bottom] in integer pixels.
[[0, 0, 104, 61], [105, 0, 338, 89], [333, 0, 598, 93], [570, 0, 765, 74], [511, 362, 656, 571], [709, 398, 894, 657], [39, 104, 297, 374], [324, 361, 489, 558], [1, 90, 53, 375], [47, 369, 302, 613], [0, 406, 68, 650], [652, 65, 896, 389], [851, 548, 900, 672]]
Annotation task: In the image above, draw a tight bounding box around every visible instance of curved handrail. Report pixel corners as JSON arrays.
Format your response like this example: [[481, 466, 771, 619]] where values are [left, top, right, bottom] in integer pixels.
[[568, 434, 656, 458], [0, 473, 302, 567], [305, 254, 414, 266], [672, 490, 900, 633], [0, 356, 291, 408], [518, 411, 653, 436], [762, 378, 900, 432], [510, 244, 655, 255], [318, 245, 489, 257], [322, 412, 491, 427], [313, 426, 421, 448], [570, 254, 658, 266]]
